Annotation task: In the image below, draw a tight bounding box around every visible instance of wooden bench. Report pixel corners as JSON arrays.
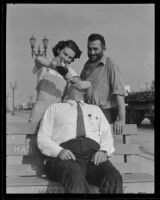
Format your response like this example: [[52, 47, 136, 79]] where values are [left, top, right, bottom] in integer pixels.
[[6, 122, 154, 193]]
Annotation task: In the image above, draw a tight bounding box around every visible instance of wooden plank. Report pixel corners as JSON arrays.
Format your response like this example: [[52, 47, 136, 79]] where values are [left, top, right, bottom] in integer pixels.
[[7, 134, 36, 145], [112, 124, 137, 135], [7, 144, 40, 155], [7, 173, 154, 187], [7, 134, 127, 146], [7, 164, 45, 177], [7, 177, 64, 193], [113, 163, 141, 173], [7, 176, 59, 186], [7, 135, 27, 144], [6, 162, 141, 177], [6, 122, 39, 135], [7, 122, 137, 135], [7, 156, 23, 165], [113, 135, 131, 144], [122, 173, 154, 183], [7, 155, 45, 165], [7, 165, 38, 176], [6, 185, 64, 194], [7, 182, 154, 194], [6, 134, 130, 146], [114, 144, 139, 155], [7, 143, 139, 156], [123, 181, 154, 193], [112, 135, 123, 143], [7, 181, 154, 194], [109, 155, 124, 163]]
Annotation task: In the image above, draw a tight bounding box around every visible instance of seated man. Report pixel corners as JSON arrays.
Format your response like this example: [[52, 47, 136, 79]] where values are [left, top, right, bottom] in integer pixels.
[[37, 78, 123, 193]]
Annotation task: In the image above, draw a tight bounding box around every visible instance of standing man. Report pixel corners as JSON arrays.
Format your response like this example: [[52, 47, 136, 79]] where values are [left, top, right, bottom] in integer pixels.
[[37, 79, 123, 193], [80, 33, 126, 134]]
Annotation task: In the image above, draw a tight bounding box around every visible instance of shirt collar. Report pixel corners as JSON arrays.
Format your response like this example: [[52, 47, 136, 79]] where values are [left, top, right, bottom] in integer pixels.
[[87, 55, 106, 66], [98, 55, 106, 65], [66, 99, 85, 105]]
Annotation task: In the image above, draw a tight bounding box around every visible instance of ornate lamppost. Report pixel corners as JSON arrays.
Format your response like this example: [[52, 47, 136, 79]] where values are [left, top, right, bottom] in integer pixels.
[[10, 81, 17, 115], [29, 35, 49, 58], [6, 93, 9, 112]]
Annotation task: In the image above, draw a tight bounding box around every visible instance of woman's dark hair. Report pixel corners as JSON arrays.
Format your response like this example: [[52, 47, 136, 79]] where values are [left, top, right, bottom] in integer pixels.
[[52, 40, 82, 59], [88, 33, 106, 47]]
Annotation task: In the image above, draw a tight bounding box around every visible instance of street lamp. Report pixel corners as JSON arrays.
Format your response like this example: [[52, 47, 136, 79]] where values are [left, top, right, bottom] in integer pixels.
[[10, 81, 17, 115], [29, 35, 49, 58]]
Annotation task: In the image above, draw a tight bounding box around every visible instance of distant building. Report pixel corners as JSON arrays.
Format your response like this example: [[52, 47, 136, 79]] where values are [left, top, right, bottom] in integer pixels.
[[145, 82, 151, 91], [140, 82, 152, 91]]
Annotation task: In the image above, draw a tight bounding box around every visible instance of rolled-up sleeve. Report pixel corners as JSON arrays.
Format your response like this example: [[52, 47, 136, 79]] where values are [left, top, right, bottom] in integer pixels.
[[108, 58, 126, 97], [98, 108, 115, 156], [37, 105, 63, 157]]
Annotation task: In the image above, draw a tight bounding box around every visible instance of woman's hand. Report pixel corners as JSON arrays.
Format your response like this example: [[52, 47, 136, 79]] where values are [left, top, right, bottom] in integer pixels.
[[49, 57, 65, 69]]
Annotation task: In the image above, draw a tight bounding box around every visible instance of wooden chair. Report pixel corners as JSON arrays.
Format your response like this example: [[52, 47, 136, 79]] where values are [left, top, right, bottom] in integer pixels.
[[6, 122, 154, 193]]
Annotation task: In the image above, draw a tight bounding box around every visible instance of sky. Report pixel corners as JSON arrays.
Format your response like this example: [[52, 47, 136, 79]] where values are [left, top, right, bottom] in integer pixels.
[[6, 4, 154, 106]]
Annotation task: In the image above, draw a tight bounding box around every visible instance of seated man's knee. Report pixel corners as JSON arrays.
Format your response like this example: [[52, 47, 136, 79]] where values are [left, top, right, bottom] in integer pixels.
[[104, 166, 122, 182], [112, 169, 123, 184], [100, 167, 123, 193], [61, 162, 89, 193]]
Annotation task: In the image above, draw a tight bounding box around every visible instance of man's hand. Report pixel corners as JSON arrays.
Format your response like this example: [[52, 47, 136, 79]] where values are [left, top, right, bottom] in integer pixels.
[[113, 119, 125, 135], [114, 95, 125, 135], [91, 151, 107, 166], [57, 149, 76, 161]]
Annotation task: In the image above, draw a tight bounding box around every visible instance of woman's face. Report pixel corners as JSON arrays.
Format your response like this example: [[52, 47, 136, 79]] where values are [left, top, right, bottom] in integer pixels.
[[58, 47, 76, 65]]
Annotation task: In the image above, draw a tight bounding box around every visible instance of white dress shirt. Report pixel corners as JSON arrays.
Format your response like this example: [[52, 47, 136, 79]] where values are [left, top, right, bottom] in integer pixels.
[[37, 100, 115, 158]]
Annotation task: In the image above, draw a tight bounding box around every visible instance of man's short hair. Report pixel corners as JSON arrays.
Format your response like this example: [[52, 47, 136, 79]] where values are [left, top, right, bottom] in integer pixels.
[[88, 33, 106, 47]]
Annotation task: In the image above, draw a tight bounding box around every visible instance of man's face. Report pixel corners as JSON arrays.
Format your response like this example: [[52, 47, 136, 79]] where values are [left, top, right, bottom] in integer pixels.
[[87, 40, 105, 63]]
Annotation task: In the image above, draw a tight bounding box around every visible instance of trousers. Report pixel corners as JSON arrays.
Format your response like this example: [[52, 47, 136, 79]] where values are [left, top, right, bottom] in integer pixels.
[[45, 137, 123, 193]]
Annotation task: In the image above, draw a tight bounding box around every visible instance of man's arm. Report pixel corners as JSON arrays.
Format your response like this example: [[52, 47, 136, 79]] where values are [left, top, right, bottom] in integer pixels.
[[35, 56, 65, 70], [108, 58, 126, 134], [37, 105, 63, 158], [114, 95, 125, 135], [92, 107, 115, 165], [35, 56, 77, 82], [35, 56, 51, 70], [98, 108, 115, 156], [37, 104, 76, 160]]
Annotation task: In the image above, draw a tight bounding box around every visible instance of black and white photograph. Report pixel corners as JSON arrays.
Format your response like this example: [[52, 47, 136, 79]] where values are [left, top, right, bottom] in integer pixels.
[[6, 3, 155, 195]]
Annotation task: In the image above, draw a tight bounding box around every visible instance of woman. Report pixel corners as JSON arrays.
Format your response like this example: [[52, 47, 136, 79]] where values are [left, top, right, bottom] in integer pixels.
[[29, 40, 85, 122]]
